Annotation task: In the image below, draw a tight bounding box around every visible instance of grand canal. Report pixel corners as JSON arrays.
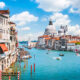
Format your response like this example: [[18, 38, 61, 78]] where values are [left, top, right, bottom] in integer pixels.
[[19, 46, 80, 80], [2, 44, 80, 80]]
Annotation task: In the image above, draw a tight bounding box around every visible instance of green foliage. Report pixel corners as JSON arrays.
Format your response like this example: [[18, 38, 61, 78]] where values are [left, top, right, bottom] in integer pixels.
[[75, 42, 80, 45]]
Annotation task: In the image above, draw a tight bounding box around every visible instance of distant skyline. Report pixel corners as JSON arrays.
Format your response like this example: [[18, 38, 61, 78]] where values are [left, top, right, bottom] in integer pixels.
[[0, 0, 80, 41]]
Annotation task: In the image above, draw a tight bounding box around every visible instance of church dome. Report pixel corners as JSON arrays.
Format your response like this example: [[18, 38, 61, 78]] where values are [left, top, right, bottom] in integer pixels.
[[44, 20, 56, 35]]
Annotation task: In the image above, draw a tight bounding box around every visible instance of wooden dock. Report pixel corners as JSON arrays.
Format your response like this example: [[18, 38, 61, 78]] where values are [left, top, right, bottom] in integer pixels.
[[2, 72, 18, 76]]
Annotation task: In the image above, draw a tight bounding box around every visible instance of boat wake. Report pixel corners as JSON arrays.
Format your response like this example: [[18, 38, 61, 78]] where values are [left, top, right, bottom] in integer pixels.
[[53, 57, 62, 60], [76, 53, 80, 56]]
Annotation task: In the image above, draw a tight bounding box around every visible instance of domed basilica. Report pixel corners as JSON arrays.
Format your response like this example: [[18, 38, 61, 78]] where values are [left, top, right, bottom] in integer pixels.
[[44, 19, 56, 36]]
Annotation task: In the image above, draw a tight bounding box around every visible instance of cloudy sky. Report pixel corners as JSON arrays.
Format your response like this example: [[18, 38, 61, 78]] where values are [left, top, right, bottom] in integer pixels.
[[0, 0, 80, 41]]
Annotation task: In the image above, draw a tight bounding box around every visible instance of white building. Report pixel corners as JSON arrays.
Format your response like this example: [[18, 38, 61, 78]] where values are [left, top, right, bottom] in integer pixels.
[[67, 43, 75, 51], [0, 10, 18, 72], [38, 20, 57, 48]]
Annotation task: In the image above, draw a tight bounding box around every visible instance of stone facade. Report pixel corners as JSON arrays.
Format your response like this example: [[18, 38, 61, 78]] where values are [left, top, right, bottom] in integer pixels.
[[0, 10, 18, 72]]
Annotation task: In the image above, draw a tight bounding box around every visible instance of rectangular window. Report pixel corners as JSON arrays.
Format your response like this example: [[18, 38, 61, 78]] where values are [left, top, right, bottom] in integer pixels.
[[0, 17, 3, 25]]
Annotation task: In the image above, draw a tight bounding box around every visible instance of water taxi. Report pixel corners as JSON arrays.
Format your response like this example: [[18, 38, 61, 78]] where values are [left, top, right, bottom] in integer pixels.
[[22, 55, 32, 59]]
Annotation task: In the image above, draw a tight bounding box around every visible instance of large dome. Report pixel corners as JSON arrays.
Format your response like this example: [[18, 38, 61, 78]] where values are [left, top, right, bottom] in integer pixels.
[[44, 20, 56, 35]]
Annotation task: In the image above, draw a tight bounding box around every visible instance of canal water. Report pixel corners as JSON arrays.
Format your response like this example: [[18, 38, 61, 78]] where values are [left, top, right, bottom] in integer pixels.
[[2, 44, 80, 80], [20, 46, 80, 80]]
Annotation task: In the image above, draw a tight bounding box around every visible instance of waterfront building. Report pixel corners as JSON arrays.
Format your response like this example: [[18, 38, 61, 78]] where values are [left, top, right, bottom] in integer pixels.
[[0, 10, 18, 72], [67, 41, 76, 51], [48, 37, 59, 49], [59, 37, 68, 51], [38, 20, 57, 49], [38, 35, 50, 49], [38, 19, 80, 51], [28, 41, 37, 48]]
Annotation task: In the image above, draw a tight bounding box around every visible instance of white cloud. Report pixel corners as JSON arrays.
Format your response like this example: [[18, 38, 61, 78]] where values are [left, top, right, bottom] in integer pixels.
[[69, 0, 80, 13], [36, 0, 80, 14], [10, 11, 38, 26], [19, 27, 30, 31], [36, 0, 70, 12], [0, 2, 5, 8], [18, 32, 44, 41], [50, 13, 70, 27], [41, 17, 47, 22], [49, 13, 80, 36], [70, 8, 80, 14], [67, 24, 80, 36]]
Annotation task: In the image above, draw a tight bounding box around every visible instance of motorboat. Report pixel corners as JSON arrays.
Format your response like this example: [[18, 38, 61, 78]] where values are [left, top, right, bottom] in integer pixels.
[[53, 57, 62, 60], [56, 57, 61, 60], [22, 55, 32, 59], [59, 53, 64, 56]]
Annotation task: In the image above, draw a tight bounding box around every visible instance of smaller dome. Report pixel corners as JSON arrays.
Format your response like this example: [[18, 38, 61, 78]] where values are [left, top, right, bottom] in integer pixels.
[[58, 29, 64, 33]]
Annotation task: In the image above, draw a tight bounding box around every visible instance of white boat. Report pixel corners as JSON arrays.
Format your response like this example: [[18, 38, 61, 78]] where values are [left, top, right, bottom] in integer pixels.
[[53, 57, 62, 60], [22, 55, 32, 59]]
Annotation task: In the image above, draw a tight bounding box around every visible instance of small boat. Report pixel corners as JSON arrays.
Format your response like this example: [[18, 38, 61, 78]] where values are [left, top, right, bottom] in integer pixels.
[[46, 49, 50, 54], [28, 47, 32, 49], [22, 55, 32, 59], [53, 57, 62, 60], [59, 53, 64, 56], [56, 57, 61, 60]]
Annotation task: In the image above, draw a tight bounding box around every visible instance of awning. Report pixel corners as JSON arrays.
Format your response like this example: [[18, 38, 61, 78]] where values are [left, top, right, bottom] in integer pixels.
[[0, 44, 8, 52]]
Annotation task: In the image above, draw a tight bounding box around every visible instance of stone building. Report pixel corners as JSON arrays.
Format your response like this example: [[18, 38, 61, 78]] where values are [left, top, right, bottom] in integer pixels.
[[0, 10, 18, 71]]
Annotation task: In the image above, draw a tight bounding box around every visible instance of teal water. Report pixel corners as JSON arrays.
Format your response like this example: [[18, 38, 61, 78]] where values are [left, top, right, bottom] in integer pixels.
[[2, 44, 80, 80], [20, 47, 80, 80]]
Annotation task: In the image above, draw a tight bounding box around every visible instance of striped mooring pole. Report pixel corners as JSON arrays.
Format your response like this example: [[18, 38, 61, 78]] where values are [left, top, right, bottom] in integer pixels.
[[0, 70, 2, 80], [34, 63, 35, 72], [18, 72, 20, 80], [31, 65, 32, 74], [9, 76, 11, 80]]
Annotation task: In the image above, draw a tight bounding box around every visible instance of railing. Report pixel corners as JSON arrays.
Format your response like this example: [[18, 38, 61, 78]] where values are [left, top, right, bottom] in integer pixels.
[[0, 54, 6, 59]]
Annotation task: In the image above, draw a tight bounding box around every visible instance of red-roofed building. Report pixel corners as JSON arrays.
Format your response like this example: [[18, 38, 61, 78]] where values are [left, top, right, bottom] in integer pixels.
[[0, 10, 9, 14]]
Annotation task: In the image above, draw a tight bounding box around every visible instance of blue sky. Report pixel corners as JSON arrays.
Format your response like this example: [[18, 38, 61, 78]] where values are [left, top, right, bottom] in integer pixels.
[[0, 0, 80, 41]]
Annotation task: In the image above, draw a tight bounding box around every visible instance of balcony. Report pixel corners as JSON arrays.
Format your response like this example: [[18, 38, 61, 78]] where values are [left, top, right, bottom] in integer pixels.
[[0, 54, 6, 60], [10, 27, 15, 35]]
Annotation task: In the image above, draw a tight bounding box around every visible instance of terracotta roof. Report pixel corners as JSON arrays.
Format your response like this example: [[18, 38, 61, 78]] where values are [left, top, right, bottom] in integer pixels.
[[45, 37, 51, 40], [39, 35, 50, 38], [68, 41, 80, 43], [9, 22, 15, 24], [0, 10, 9, 14], [52, 37, 60, 40]]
